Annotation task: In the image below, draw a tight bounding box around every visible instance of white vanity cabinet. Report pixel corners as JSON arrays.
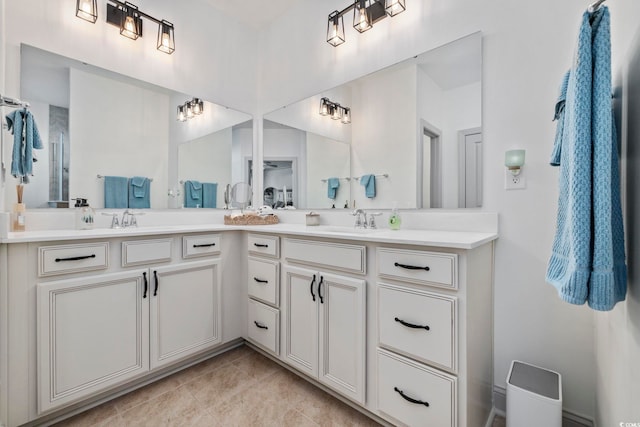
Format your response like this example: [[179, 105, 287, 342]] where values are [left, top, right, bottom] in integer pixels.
[[281, 238, 367, 405]]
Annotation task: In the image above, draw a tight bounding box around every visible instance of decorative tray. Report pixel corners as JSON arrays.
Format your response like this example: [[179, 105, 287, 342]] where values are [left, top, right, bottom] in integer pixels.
[[223, 214, 279, 226]]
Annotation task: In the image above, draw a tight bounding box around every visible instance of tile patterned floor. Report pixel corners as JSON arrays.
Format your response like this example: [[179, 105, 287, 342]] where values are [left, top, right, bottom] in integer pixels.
[[53, 345, 381, 427], [53, 344, 507, 427]]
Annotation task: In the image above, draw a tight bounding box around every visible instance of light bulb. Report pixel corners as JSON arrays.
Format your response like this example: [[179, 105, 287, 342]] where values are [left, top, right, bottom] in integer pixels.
[[80, 0, 91, 13], [161, 33, 170, 48]]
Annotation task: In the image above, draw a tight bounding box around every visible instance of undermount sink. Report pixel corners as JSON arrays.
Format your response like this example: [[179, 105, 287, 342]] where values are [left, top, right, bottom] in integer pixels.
[[313, 225, 384, 234]]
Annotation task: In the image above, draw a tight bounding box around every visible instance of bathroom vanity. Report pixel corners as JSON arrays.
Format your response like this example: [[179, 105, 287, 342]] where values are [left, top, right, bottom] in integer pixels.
[[0, 214, 496, 427]]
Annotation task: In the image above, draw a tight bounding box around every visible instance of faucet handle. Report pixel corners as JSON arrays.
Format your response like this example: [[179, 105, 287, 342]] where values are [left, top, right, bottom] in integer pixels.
[[101, 212, 120, 229], [367, 212, 383, 229], [127, 211, 145, 227]]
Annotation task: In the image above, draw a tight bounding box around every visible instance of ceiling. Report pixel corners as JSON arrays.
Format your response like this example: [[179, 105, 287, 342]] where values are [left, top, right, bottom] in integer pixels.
[[201, 0, 303, 29]]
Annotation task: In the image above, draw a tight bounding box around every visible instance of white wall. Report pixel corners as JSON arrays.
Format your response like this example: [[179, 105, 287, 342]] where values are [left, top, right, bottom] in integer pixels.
[[1, 0, 259, 211], [70, 68, 169, 209], [306, 133, 350, 209], [595, 20, 640, 425], [257, 0, 640, 418]]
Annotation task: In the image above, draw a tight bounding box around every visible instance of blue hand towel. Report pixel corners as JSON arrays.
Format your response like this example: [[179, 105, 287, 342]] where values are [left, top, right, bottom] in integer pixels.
[[6, 109, 43, 182], [128, 176, 150, 209], [202, 183, 218, 208], [546, 6, 626, 311], [184, 180, 203, 208], [360, 174, 376, 198], [104, 176, 128, 209], [327, 178, 340, 200]]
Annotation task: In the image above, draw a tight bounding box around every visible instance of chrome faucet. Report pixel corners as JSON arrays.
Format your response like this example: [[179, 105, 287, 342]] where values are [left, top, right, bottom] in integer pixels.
[[352, 209, 367, 228], [121, 210, 143, 228], [367, 212, 383, 229]]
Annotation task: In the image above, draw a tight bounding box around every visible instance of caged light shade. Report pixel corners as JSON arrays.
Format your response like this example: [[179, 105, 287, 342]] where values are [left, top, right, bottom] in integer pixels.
[[385, 0, 406, 17], [319, 98, 331, 116], [353, 0, 373, 33], [331, 103, 343, 120], [341, 107, 351, 124], [120, 2, 142, 40], [157, 20, 175, 54], [76, 0, 98, 23], [327, 11, 345, 47]]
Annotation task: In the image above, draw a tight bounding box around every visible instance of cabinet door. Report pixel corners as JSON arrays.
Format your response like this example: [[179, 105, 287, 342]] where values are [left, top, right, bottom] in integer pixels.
[[37, 270, 149, 413], [283, 265, 319, 377], [150, 260, 221, 369], [318, 272, 366, 404]]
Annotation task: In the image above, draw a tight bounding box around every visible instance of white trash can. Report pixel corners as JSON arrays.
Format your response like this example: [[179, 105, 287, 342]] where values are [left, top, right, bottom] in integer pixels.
[[506, 360, 562, 427]]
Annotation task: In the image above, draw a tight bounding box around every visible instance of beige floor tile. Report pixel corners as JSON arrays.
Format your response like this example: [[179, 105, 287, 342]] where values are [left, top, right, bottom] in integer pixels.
[[52, 401, 120, 427], [119, 386, 205, 427], [184, 363, 256, 409], [112, 374, 183, 413], [281, 408, 320, 427], [174, 345, 253, 385], [231, 349, 283, 381]]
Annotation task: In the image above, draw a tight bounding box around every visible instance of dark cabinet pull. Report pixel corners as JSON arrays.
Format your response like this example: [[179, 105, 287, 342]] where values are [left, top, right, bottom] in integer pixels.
[[394, 262, 430, 271], [55, 254, 96, 262], [394, 387, 429, 407], [253, 243, 269, 248], [142, 272, 148, 299], [310, 274, 316, 302], [254, 277, 269, 284], [153, 270, 159, 296], [395, 317, 430, 331], [193, 243, 216, 248], [318, 276, 325, 304], [254, 321, 268, 330]]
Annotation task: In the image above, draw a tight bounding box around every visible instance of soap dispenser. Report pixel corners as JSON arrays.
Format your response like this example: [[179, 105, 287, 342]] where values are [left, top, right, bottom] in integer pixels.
[[73, 198, 95, 230], [389, 202, 401, 230]]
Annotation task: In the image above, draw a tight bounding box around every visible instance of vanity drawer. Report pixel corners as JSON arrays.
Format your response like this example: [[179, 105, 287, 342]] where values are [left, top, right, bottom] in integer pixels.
[[122, 238, 172, 267], [377, 348, 457, 427], [247, 299, 280, 355], [248, 234, 280, 258], [183, 234, 221, 259], [283, 238, 366, 275], [248, 258, 279, 306], [39, 242, 109, 277], [378, 248, 457, 289], [378, 283, 457, 371]]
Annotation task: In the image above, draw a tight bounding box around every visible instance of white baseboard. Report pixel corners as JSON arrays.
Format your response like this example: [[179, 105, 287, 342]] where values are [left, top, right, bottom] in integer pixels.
[[493, 385, 595, 427]]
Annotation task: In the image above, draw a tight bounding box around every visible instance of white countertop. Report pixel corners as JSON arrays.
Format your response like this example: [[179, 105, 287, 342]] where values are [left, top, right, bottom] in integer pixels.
[[1, 223, 497, 249]]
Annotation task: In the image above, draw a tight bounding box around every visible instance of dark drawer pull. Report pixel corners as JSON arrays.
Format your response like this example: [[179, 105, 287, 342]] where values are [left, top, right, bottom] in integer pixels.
[[55, 254, 96, 262], [394, 262, 430, 271], [253, 243, 269, 248], [254, 277, 269, 284], [193, 243, 216, 248], [142, 272, 148, 299], [318, 276, 325, 304], [310, 274, 316, 302], [394, 387, 429, 407], [395, 317, 430, 331], [254, 321, 268, 330]]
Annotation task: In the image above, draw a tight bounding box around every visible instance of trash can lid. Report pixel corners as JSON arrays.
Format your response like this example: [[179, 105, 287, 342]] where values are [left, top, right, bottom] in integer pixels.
[[509, 361, 560, 400]]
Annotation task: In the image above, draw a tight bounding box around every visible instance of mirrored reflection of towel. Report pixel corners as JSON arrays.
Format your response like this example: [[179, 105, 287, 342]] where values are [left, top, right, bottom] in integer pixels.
[[202, 183, 218, 208], [327, 178, 340, 199], [185, 180, 202, 208], [360, 174, 376, 198], [104, 176, 128, 208], [129, 176, 150, 209], [6, 109, 43, 182]]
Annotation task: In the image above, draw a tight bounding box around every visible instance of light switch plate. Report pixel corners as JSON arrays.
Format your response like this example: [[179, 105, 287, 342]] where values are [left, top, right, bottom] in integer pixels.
[[505, 170, 526, 190]]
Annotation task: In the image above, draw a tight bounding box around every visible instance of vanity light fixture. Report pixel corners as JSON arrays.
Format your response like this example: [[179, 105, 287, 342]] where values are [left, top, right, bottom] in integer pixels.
[[176, 98, 205, 122], [326, 0, 406, 46], [318, 97, 351, 125], [505, 149, 526, 176], [76, 0, 177, 54], [76, 0, 98, 23]]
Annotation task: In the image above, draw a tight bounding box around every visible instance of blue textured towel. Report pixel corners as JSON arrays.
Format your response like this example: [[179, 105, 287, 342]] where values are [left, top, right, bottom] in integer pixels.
[[546, 6, 627, 311], [128, 176, 150, 209], [104, 176, 128, 209], [360, 174, 376, 198], [6, 109, 43, 182], [327, 178, 340, 199], [184, 180, 202, 208], [202, 183, 218, 208]]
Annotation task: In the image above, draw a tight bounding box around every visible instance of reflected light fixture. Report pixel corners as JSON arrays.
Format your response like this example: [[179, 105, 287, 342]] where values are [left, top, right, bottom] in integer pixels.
[[177, 98, 205, 122], [77, 0, 176, 54], [327, 0, 406, 46], [76, 0, 98, 23], [318, 97, 351, 125], [505, 149, 526, 175]]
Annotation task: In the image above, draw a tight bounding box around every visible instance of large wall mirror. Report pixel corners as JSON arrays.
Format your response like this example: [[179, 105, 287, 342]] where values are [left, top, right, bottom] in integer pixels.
[[16, 44, 253, 210], [262, 32, 482, 210]]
